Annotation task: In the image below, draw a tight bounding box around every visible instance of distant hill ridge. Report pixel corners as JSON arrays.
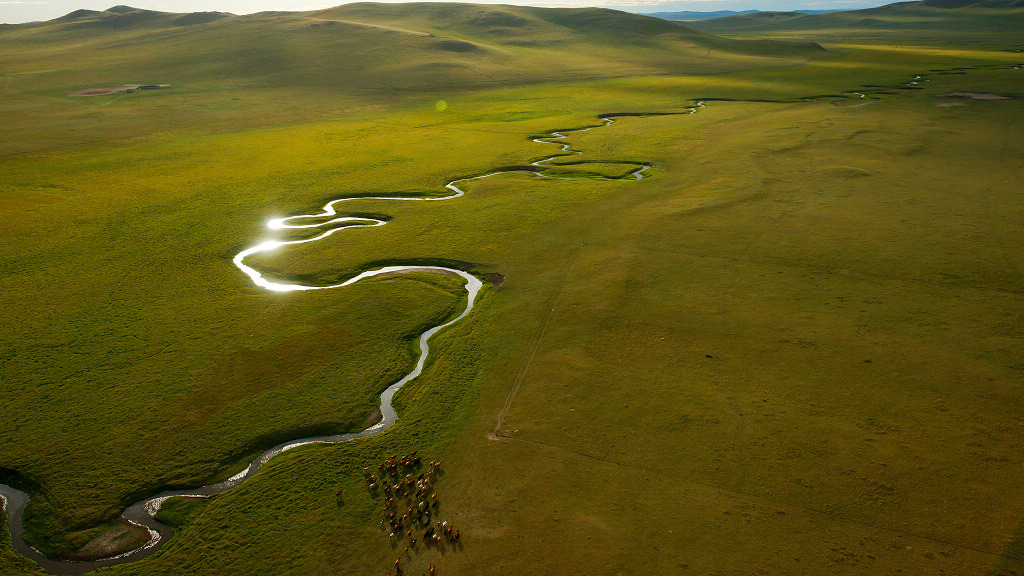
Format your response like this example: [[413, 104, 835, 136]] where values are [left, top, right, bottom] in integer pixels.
[[0, 2, 827, 100], [307, 2, 728, 46], [868, 0, 1024, 8], [917, 0, 1024, 7], [7, 2, 830, 55], [647, 9, 840, 21], [26, 3, 810, 39], [53, 5, 233, 27], [684, 0, 1024, 41]]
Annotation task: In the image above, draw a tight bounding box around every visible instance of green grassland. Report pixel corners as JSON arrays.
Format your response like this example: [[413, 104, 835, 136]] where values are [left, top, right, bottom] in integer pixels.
[[1, 2, 1023, 574]]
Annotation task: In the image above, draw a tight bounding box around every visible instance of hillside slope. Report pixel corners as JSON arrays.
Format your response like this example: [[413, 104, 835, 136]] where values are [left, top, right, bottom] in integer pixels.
[[0, 3, 827, 158], [0, 3, 826, 93], [688, 0, 1024, 42]]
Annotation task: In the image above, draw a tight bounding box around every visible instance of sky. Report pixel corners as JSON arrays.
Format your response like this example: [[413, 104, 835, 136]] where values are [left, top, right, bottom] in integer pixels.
[[0, 0, 892, 24]]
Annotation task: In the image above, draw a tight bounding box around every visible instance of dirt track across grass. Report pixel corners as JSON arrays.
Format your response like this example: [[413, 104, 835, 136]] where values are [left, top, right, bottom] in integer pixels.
[[67, 84, 168, 97]]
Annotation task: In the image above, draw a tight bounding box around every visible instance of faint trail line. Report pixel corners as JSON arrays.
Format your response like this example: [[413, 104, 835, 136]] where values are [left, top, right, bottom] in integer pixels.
[[628, 244, 1024, 296], [492, 245, 582, 439], [984, 109, 1024, 291], [838, 99, 876, 108], [505, 436, 1024, 563], [506, 436, 654, 473]]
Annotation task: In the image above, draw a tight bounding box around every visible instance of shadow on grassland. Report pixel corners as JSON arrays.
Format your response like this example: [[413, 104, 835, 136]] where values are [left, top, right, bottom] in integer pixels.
[[989, 519, 1024, 576]]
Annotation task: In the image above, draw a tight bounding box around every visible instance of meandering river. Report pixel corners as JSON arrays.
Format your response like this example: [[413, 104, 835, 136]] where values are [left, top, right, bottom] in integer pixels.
[[2, 60, 1020, 573], [0, 106, 698, 575]]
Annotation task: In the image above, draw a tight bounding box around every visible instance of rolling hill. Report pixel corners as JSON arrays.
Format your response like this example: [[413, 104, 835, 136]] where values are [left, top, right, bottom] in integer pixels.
[[687, 0, 1024, 42], [0, 3, 827, 157], [0, 3, 827, 95]]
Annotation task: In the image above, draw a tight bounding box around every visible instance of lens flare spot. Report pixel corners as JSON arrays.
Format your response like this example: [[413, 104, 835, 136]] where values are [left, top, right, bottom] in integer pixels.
[[435, 100, 448, 112]]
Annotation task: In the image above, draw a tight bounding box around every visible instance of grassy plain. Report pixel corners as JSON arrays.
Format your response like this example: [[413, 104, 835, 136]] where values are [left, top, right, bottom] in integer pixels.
[[1, 2, 1024, 575]]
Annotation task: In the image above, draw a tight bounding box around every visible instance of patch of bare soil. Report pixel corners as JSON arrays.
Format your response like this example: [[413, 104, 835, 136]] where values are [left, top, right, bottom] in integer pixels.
[[67, 84, 169, 97], [361, 408, 383, 429], [480, 272, 506, 288], [822, 166, 872, 178], [68, 520, 150, 561], [67, 85, 139, 97], [938, 91, 1012, 100]]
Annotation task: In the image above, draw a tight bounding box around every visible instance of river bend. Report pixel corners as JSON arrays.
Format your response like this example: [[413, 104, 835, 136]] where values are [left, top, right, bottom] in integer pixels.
[[0, 106, 693, 575], [3, 61, 1020, 573]]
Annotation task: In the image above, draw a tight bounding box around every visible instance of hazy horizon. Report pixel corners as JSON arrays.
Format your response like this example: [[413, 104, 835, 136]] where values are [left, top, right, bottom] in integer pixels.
[[1, 0, 891, 25]]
